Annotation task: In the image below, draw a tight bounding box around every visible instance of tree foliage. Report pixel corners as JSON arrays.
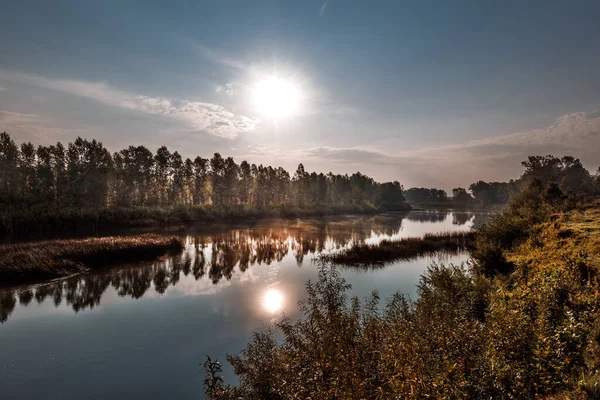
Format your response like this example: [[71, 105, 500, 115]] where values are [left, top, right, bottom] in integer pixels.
[[0, 132, 408, 213], [403, 187, 447, 203], [468, 155, 598, 207]]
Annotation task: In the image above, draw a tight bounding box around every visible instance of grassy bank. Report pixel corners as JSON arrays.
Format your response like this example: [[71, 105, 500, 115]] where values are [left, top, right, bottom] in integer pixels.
[[203, 184, 600, 399], [0, 202, 411, 238], [321, 231, 475, 267], [0, 234, 183, 284]]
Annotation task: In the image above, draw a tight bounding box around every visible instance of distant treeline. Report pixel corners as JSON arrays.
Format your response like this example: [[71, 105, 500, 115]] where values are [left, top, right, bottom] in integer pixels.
[[405, 155, 600, 207], [0, 132, 409, 218]]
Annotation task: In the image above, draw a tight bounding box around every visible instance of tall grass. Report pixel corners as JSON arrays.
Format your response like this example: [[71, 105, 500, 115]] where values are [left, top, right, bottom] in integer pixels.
[[321, 231, 475, 267], [0, 234, 183, 284]]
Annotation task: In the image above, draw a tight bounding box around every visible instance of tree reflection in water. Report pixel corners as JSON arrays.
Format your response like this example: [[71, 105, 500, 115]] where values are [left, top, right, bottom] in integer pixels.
[[0, 212, 481, 323]]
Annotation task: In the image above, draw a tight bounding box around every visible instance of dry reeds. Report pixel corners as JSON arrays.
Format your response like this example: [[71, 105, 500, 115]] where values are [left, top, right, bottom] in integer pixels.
[[321, 231, 475, 267], [0, 234, 183, 284]]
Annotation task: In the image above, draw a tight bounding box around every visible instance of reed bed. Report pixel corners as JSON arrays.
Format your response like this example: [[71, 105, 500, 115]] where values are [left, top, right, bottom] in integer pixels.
[[0, 234, 183, 284], [321, 231, 475, 267]]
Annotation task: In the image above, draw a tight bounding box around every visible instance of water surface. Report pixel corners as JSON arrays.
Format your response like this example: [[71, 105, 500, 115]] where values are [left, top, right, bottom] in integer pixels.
[[0, 210, 485, 399]]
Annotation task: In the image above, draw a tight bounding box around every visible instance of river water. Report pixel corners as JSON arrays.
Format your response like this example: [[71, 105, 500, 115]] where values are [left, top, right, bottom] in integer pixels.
[[0, 210, 486, 399]]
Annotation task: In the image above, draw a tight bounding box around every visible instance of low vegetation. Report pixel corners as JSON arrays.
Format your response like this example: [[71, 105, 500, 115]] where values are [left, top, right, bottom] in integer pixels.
[[203, 178, 600, 399], [0, 234, 182, 284], [321, 231, 475, 267]]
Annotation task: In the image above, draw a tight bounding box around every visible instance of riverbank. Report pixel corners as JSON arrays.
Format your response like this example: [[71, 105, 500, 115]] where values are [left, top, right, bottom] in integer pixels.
[[0, 235, 183, 284], [204, 187, 600, 398], [0, 203, 411, 239], [321, 231, 475, 267]]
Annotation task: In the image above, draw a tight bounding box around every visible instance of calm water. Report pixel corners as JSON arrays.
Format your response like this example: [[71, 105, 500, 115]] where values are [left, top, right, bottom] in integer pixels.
[[0, 210, 486, 399]]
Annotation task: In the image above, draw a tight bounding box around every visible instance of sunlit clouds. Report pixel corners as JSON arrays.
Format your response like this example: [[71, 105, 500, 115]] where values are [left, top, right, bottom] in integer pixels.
[[124, 95, 257, 138], [0, 70, 257, 139]]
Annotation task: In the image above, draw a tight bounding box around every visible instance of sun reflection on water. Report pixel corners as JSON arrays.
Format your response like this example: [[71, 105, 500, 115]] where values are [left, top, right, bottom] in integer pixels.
[[263, 288, 284, 313]]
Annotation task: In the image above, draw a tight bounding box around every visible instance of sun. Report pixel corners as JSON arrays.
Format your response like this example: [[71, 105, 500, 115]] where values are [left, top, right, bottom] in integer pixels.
[[253, 76, 301, 119]]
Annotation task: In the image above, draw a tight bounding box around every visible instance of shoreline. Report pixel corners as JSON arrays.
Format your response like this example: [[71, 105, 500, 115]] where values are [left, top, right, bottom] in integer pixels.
[[0, 203, 412, 241], [0, 234, 183, 286]]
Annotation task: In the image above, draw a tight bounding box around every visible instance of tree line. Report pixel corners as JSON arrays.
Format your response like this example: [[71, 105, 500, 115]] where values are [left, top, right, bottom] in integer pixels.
[[403, 187, 477, 204], [469, 156, 599, 206], [0, 132, 408, 212], [404, 155, 600, 207]]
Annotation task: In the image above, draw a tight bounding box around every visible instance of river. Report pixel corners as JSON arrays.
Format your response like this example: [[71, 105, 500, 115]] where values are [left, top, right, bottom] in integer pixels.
[[0, 210, 487, 399]]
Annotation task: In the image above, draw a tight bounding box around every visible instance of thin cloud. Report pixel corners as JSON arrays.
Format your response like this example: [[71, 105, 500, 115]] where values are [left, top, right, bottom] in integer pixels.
[[193, 44, 249, 71], [466, 109, 600, 149], [243, 109, 600, 189], [0, 87, 6, 92], [0, 70, 257, 139], [242, 144, 402, 166], [319, 1, 328, 16], [123, 95, 257, 138], [387, 108, 600, 172], [296, 146, 399, 165], [0, 110, 85, 143], [215, 82, 237, 96]]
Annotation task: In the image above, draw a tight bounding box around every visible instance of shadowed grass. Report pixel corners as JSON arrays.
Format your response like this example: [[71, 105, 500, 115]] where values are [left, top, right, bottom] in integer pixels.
[[321, 231, 475, 267], [0, 234, 183, 284]]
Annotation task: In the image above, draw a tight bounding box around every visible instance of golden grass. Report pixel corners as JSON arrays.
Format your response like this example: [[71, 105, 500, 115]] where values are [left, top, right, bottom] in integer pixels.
[[508, 202, 600, 271], [0, 234, 183, 284]]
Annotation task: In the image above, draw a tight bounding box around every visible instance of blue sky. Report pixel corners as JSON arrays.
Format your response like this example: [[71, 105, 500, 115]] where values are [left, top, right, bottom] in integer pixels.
[[1, 0, 599, 189]]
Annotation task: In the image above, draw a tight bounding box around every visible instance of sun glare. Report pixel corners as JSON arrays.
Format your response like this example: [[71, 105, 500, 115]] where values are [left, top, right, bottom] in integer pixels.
[[253, 77, 301, 119], [263, 288, 284, 313]]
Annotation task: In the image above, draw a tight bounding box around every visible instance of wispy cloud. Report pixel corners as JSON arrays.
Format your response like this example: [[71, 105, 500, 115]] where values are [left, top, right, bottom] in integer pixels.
[[464, 109, 600, 149], [193, 44, 249, 71], [122, 95, 256, 138], [296, 146, 399, 165], [215, 82, 237, 96], [243, 109, 600, 188], [0, 110, 85, 143], [0, 87, 7, 92], [0, 70, 257, 139], [319, 1, 328, 16]]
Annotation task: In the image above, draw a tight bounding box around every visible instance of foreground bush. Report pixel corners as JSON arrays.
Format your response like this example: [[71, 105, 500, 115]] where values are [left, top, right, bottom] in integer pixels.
[[204, 191, 600, 399], [203, 265, 491, 399], [205, 258, 600, 399]]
